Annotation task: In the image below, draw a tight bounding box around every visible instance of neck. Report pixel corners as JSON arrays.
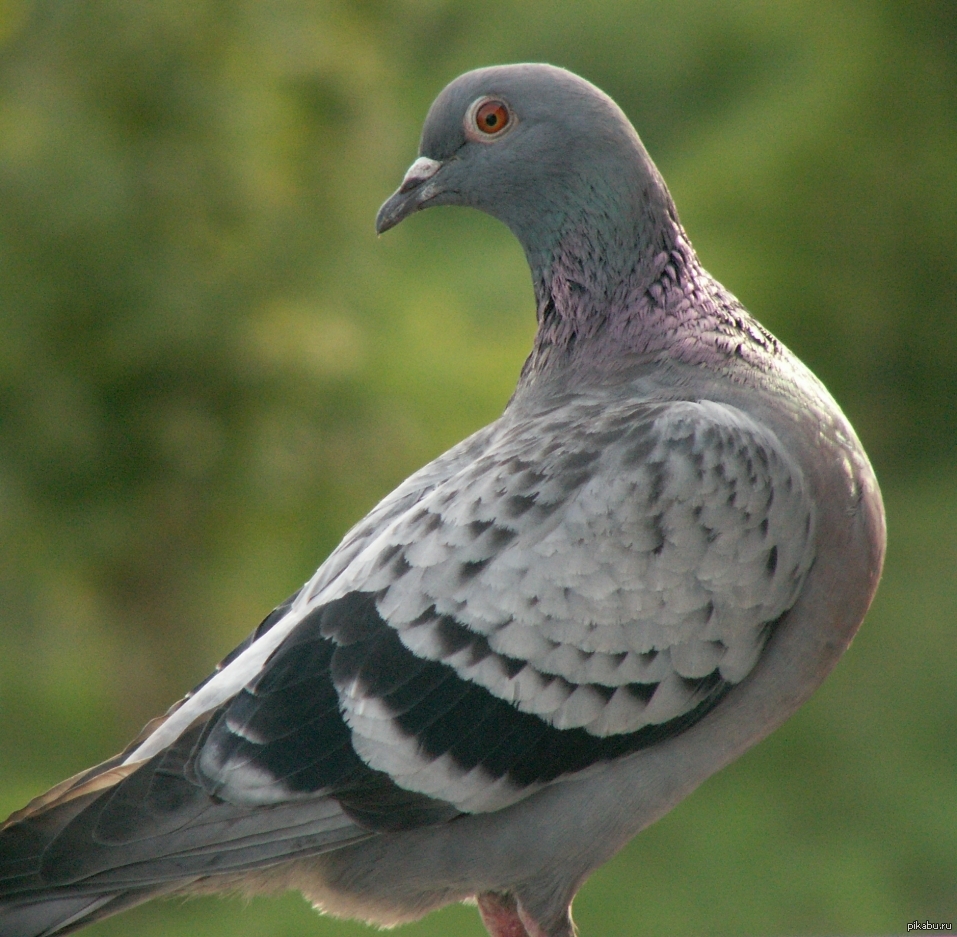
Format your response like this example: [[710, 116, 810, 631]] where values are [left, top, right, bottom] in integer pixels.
[[514, 185, 772, 390], [516, 187, 686, 369], [477, 107, 783, 393]]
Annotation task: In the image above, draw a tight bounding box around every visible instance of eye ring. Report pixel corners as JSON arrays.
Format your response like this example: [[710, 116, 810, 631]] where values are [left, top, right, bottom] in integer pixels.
[[465, 96, 516, 142]]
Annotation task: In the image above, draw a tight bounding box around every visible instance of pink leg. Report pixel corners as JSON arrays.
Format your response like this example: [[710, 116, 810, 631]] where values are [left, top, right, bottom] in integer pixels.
[[477, 892, 531, 937], [477, 891, 576, 937]]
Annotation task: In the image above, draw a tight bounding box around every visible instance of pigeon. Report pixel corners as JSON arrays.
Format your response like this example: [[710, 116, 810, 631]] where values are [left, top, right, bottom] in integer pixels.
[[0, 63, 886, 937]]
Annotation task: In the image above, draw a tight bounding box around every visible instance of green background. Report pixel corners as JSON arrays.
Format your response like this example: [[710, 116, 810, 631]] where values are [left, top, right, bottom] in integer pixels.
[[0, 1, 954, 933]]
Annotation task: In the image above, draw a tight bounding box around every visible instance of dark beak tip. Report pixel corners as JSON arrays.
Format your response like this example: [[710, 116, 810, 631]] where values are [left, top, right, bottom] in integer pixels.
[[374, 208, 392, 236], [375, 189, 416, 236], [375, 191, 408, 234]]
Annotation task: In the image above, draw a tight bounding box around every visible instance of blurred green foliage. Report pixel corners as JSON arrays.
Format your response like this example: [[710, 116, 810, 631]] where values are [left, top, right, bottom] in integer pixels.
[[0, 0, 954, 933]]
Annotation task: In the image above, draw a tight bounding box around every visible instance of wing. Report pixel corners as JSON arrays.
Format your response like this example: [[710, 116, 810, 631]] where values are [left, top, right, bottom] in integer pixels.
[[198, 396, 815, 816]]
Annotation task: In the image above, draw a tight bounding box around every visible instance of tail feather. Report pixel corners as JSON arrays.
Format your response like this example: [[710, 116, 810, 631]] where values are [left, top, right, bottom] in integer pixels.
[[0, 892, 114, 937], [0, 716, 370, 935], [0, 883, 180, 937]]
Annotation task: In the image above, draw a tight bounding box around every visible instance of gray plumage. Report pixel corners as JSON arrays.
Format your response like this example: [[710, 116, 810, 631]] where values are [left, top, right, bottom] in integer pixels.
[[0, 64, 885, 937]]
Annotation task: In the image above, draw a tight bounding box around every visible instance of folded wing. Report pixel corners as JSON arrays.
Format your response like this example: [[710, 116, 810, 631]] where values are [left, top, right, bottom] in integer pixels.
[[201, 397, 816, 814]]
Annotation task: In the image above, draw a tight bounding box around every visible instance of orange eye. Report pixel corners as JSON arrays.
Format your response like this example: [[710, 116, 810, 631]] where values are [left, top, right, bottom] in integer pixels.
[[474, 100, 510, 135]]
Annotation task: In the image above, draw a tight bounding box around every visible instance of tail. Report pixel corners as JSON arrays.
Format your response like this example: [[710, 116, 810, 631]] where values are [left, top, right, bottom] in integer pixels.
[[0, 883, 176, 937], [0, 715, 369, 936], [0, 756, 182, 936]]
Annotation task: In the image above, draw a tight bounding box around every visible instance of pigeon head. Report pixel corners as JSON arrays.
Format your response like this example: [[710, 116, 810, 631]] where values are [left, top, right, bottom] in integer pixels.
[[377, 64, 683, 308]]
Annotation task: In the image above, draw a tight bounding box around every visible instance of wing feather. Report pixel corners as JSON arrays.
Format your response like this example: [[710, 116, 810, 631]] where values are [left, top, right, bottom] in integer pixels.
[[117, 395, 815, 821]]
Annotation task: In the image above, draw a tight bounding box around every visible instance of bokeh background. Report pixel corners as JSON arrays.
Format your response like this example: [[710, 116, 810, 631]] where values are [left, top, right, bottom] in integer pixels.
[[0, 1, 955, 934]]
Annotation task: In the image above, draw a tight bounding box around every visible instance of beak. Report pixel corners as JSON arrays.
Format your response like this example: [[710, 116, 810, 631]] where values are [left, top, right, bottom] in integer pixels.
[[375, 157, 443, 234]]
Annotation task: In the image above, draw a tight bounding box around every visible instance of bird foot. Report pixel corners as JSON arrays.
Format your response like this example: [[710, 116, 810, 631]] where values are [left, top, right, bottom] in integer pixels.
[[477, 892, 569, 937], [477, 892, 533, 937]]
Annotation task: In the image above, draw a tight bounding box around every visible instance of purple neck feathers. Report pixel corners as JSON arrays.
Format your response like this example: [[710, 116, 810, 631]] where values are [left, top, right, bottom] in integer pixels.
[[518, 219, 779, 388]]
